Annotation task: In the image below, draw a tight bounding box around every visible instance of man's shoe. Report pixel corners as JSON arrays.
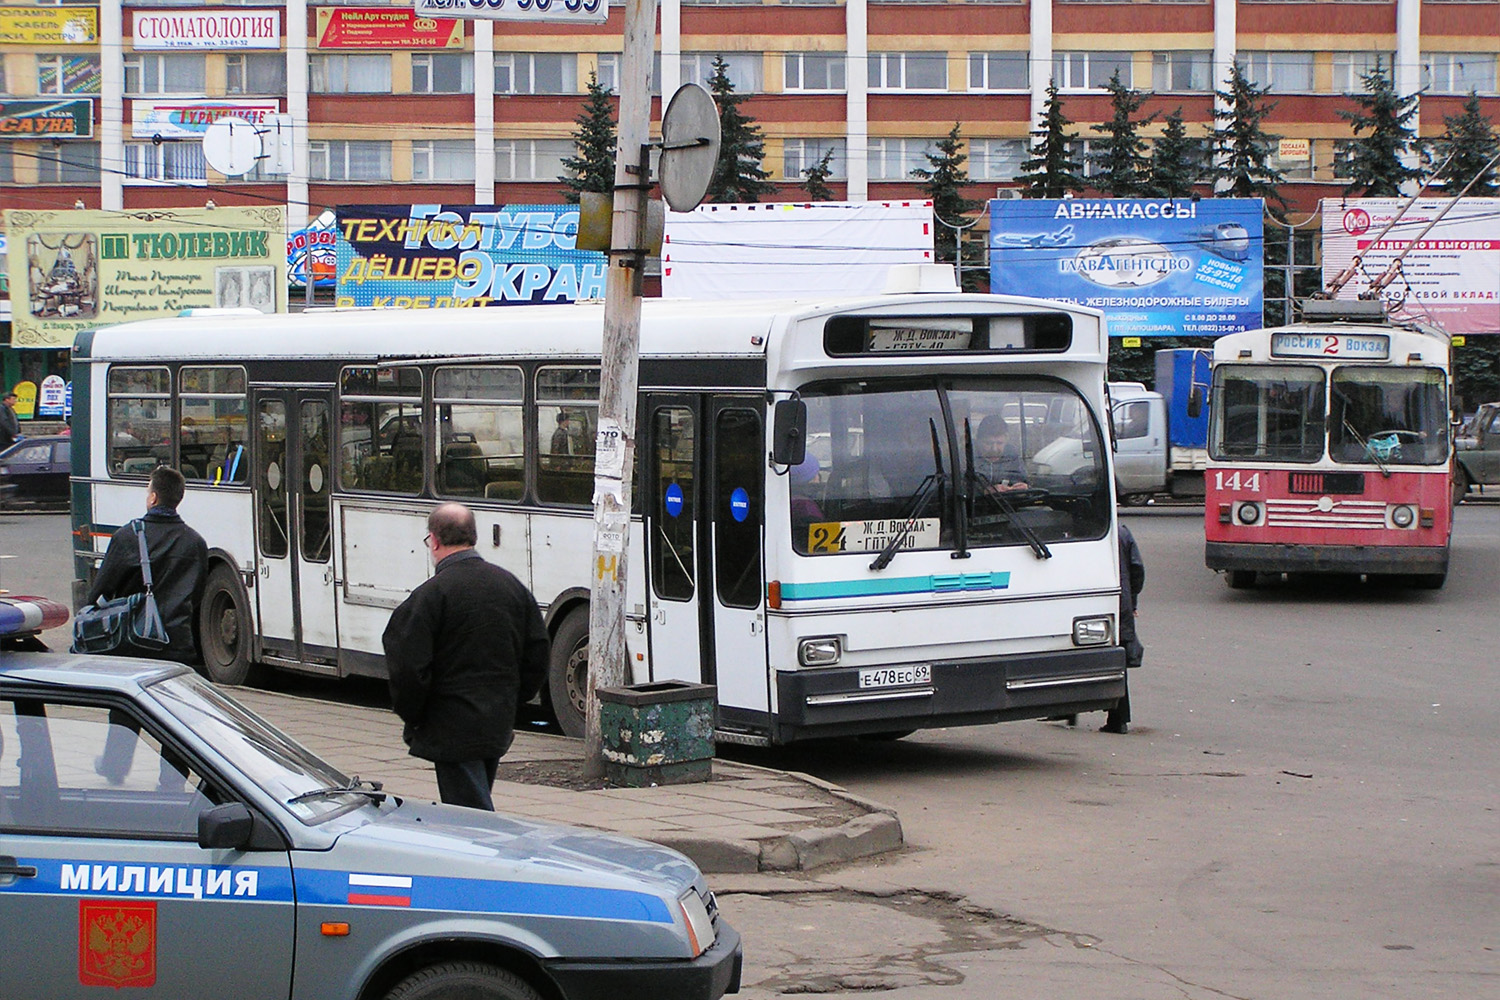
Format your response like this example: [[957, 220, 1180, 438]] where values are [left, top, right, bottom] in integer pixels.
[[1100, 720, 1128, 735]]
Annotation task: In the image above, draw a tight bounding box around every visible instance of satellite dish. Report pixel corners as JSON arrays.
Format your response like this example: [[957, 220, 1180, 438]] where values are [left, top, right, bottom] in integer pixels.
[[658, 83, 721, 213], [201, 117, 261, 176]]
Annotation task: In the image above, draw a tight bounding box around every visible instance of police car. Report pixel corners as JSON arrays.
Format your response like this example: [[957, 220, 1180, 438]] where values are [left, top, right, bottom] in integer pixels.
[[0, 607, 742, 1000]]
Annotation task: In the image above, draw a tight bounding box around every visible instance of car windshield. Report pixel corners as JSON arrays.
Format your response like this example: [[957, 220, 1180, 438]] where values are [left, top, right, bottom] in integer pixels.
[[1329, 366, 1449, 465], [146, 673, 366, 825], [793, 376, 1110, 555], [1210, 364, 1326, 463]]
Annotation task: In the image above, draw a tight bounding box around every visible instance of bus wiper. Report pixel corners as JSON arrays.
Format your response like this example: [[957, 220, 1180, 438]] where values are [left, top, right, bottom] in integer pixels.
[[287, 775, 387, 805], [1333, 388, 1391, 478], [963, 421, 1052, 560], [870, 420, 948, 572]]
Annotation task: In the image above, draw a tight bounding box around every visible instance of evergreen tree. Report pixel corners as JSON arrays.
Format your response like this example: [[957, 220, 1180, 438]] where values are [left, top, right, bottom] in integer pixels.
[[1335, 58, 1423, 197], [1144, 108, 1204, 198], [1088, 71, 1157, 197], [800, 147, 837, 201], [559, 70, 617, 204], [911, 122, 982, 266], [705, 55, 774, 203], [1017, 80, 1085, 199], [1433, 91, 1500, 195], [1209, 63, 1287, 208]]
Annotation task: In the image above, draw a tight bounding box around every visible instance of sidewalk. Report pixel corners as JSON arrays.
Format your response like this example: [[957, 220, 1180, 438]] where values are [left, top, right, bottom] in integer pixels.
[[230, 686, 904, 874]]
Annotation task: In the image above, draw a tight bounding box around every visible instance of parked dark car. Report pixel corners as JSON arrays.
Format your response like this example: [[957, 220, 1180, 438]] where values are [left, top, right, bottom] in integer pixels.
[[0, 435, 70, 509]]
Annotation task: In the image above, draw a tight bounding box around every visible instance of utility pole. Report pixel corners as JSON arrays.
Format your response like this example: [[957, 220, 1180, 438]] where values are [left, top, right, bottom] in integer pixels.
[[584, 0, 659, 779]]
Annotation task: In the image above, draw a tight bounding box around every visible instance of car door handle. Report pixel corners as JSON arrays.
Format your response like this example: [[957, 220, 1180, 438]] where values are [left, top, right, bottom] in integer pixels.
[[0, 858, 38, 879]]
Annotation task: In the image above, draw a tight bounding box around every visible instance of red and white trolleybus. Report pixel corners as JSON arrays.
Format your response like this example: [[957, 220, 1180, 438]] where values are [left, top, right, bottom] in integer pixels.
[[1204, 301, 1454, 589]]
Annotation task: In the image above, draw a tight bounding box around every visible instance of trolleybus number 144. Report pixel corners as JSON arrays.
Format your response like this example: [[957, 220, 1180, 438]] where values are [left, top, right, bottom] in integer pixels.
[[1213, 471, 1262, 492]]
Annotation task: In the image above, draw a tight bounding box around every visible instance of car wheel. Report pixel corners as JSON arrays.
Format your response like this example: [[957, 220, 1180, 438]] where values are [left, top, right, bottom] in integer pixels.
[[1452, 465, 1471, 507], [385, 961, 543, 1000], [199, 564, 260, 685], [548, 609, 589, 738], [1120, 492, 1151, 507], [1226, 570, 1256, 590]]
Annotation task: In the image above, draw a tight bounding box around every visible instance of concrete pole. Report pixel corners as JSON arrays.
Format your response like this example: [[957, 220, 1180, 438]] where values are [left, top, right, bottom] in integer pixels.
[[584, 0, 659, 779]]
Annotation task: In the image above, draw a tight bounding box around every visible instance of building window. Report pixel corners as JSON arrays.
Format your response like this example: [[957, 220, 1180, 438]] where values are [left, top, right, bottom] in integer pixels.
[[0, 148, 14, 183], [1052, 51, 1131, 90], [226, 53, 286, 96], [38, 54, 101, 94], [784, 138, 847, 180], [123, 141, 206, 182], [969, 52, 1028, 91], [868, 51, 947, 92], [682, 52, 762, 93], [412, 139, 475, 181], [123, 53, 206, 95], [867, 137, 937, 181], [309, 54, 391, 94], [1331, 52, 1393, 93], [413, 53, 473, 94], [784, 52, 845, 92], [1152, 51, 1212, 93], [595, 53, 619, 92], [495, 138, 572, 182], [308, 140, 391, 181], [970, 138, 1027, 182], [35, 141, 100, 183], [1240, 51, 1315, 93], [495, 53, 577, 95], [1421, 52, 1496, 95]]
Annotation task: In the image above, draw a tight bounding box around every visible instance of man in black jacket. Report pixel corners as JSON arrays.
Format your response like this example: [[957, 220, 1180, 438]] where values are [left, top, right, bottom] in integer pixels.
[[86, 466, 208, 664], [383, 502, 550, 810], [1104, 521, 1146, 734]]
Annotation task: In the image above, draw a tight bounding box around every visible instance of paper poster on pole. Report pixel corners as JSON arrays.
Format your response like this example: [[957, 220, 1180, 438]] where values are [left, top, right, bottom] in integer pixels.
[[1322, 197, 1500, 335], [661, 201, 935, 300]]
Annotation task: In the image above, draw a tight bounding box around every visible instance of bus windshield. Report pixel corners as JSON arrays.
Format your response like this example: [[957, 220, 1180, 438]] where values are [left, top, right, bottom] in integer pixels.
[[1329, 367, 1449, 466], [794, 377, 1110, 555], [1211, 364, 1326, 463]]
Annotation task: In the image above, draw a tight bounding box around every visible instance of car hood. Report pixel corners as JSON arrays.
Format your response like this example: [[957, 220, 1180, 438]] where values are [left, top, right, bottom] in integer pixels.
[[325, 797, 702, 897]]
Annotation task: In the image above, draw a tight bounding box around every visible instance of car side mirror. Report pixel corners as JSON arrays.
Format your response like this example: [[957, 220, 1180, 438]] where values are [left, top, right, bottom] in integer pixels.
[[198, 802, 254, 850], [771, 399, 807, 467], [1186, 387, 1203, 420]]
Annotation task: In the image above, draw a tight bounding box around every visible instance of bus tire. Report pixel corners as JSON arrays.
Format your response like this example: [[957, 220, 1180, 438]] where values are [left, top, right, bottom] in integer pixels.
[[199, 564, 261, 686], [1226, 570, 1256, 590], [548, 610, 590, 739]]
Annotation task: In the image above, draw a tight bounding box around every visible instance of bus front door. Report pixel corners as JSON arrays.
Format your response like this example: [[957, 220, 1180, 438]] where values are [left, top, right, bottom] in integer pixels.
[[643, 397, 704, 683], [708, 400, 769, 720], [252, 389, 340, 669]]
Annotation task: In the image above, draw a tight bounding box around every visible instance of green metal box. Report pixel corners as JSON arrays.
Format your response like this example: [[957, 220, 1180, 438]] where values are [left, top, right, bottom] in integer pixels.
[[597, 681, 716, 787]]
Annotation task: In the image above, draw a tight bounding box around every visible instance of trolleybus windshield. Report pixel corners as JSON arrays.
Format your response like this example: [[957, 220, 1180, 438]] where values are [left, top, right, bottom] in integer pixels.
[[1210, 364, 1326, 462], [1329, 367, 1449, 466]]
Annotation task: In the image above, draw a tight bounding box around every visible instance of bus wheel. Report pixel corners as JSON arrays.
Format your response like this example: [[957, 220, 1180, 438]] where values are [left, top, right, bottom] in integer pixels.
[[199, 564, 260, 686], [1226, 570, 1256, 590], [548, 610, 589, 738]]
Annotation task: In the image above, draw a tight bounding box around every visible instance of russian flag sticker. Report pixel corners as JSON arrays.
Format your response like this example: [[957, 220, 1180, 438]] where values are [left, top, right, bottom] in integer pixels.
[[347, 874, 412, 907]]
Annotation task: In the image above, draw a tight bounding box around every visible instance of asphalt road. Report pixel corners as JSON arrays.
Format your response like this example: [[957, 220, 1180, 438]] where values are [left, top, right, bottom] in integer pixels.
[[8, 507, 1497, 998]]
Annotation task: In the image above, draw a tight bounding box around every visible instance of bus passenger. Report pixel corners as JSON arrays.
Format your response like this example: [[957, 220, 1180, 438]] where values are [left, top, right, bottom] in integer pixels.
[[973, 415, 1029, 491]]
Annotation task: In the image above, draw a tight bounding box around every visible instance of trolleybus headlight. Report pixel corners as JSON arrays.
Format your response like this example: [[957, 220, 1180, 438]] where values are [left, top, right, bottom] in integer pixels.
[[1389, 504, 1416, 528], [799, 636, 843, 666], [1072, 616, 1113, 646], [1235, 501, 1262, 525]]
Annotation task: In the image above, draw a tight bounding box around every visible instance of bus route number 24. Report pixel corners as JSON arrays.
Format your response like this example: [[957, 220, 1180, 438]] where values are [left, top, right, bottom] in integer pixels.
[[1214, 471, 1261, 492]]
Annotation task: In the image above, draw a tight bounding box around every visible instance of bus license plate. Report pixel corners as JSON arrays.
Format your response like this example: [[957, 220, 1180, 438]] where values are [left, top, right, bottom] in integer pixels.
[[858, 665, 932, 689]]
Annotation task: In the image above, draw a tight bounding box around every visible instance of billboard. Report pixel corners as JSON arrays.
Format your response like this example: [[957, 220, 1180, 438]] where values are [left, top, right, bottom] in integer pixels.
[[661, 200, 935, 300], [989, 198, 1264, 338], [4, 207, 286, 348], [0, 6, 97, 45], [1322, 197, 1500, 336], [334, 204, 605, 308], [131, 9, 281, 49], [315, 8, 463, 48], [132, 100, 279, 140], [0, 98, 93, 138]]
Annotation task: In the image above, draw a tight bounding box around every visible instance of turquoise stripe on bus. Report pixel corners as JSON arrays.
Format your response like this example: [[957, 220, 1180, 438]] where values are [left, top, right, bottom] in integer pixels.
[[780, 572, 1010, 601]]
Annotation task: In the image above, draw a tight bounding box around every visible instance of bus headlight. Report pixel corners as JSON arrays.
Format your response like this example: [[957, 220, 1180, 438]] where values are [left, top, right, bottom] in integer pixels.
[[799, 636, 842, 666], [1235, 501, 1262, 525], [1072, 616, 1113, 646], [1389, 504, 1416, 529]]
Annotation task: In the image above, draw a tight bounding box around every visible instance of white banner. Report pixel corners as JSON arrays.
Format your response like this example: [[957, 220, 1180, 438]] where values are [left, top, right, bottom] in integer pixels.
[[132, 10, 281, 50], [412, 0, 609, 25], [662, 201, 936, 300], [1322, 197, 1500, 336], [132, 100, 279, 140]]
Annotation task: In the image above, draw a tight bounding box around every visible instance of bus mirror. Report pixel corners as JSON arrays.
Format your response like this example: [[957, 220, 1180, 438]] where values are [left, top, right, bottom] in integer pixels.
[[771, 399, 807, 466], [1187, 387, 1203, 420]]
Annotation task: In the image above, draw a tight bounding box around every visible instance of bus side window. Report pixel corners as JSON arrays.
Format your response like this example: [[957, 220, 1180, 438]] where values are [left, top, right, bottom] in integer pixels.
[[106, 366, 171, 477], [536, 366, 600, 506], [434, 366, 524, 501], [338, 366, 424, 495], [179, 366, 248, 485]]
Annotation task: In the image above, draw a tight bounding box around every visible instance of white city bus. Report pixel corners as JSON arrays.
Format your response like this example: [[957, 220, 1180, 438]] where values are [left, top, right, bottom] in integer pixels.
[[72, 289, 1127, 744]]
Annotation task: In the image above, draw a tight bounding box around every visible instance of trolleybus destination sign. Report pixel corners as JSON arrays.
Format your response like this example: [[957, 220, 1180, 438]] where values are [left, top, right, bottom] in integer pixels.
[[1269, 331, 1390, 360]]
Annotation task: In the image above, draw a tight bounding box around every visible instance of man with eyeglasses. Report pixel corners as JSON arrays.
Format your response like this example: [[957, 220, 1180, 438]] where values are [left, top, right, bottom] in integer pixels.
[[382, 502, 550, 810]]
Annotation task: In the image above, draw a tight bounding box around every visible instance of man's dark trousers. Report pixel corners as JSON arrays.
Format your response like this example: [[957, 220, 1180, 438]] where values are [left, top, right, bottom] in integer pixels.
[[435, 758, 500, 811]]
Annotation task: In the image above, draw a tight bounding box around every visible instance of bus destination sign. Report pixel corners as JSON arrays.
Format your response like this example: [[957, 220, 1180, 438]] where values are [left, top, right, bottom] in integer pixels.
[[1269, 331, 1390, 361], [807, 518, 941, 554], [866, 320, 972, 353]]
